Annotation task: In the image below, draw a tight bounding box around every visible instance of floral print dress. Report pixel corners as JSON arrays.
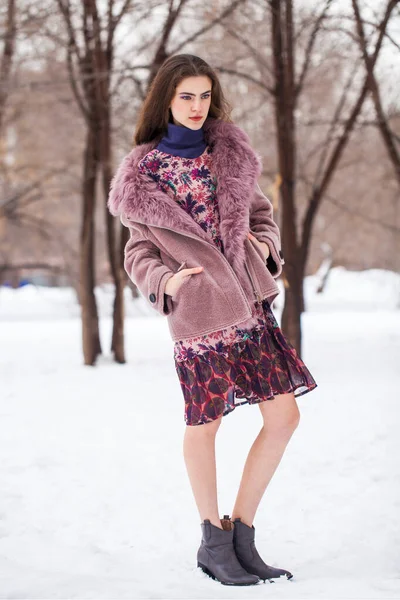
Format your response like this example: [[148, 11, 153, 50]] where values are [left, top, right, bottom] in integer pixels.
[[139, 145, 317, 426]]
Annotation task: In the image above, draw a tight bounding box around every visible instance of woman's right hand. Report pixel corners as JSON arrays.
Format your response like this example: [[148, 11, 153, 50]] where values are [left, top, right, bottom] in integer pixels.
[[165, 266, 204, 297]]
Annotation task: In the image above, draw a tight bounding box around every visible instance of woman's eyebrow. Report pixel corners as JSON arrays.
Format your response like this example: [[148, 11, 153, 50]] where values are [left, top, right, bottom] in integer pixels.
[[178, 90, 212, 95]]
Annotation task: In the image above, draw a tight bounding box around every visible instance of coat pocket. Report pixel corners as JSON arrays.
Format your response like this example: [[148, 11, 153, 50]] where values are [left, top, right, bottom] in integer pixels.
[[169, 261, 188, 300], [248, 235, 267, 264], [245, 237, 279, 300], [167, 266, 237, 340], [176, 261, 187, 273]]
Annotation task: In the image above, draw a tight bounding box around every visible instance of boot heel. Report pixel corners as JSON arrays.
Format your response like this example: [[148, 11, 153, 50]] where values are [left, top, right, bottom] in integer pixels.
[[232, 517, 293, 581], [197, 562, 217, 581], [197, 519, 260, 586]]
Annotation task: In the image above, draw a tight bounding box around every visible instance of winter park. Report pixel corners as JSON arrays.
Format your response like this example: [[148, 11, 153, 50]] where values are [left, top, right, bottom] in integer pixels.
[[1, 1, 400, 599]]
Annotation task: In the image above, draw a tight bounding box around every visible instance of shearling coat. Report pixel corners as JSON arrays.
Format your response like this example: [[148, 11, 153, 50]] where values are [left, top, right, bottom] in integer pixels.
[[107, 117, 285, 342]]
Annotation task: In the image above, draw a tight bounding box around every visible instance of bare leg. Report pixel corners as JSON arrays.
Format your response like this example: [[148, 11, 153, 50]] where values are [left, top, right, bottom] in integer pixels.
[[231, 392, 300, 527], [183, 415, 223, 529]]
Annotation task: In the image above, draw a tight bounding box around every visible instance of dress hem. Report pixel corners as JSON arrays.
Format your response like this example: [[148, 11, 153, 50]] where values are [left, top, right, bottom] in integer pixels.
[[185, 381, 318, 426]]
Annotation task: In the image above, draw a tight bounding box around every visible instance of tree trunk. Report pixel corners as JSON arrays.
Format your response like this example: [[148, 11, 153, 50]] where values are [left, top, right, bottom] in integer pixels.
[[80, 129, 101, 365], [0, 0, 16, 135], [102, 131, 126, 363], [86, 0, 126, 363], [281, 246, 304, 353], [99, 93, 125, 363], [271, 0, 303, 353]]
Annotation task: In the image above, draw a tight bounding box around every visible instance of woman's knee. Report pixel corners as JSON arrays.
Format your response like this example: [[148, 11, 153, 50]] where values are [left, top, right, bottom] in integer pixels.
[[259, 393, 300, 435], [185, 415, 223, 437], [288, 403, 301, 431]]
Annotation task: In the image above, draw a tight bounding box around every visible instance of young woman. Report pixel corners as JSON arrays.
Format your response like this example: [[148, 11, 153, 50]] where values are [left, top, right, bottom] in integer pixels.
[[108, 54, 317, 586]]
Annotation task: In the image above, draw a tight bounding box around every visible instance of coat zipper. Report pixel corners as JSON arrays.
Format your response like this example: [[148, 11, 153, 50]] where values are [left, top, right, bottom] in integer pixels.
[[244, 261, 262, 303], [152, 226, 255, 311]]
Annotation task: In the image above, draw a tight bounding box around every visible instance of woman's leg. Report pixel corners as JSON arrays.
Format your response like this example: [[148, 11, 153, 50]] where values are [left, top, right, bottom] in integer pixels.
[[231, 392, 300, 526], [183, 415, 223, 529]]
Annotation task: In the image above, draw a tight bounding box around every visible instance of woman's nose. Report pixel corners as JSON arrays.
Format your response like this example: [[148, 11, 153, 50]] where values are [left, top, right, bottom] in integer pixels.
[[191, 99, 201, 112]]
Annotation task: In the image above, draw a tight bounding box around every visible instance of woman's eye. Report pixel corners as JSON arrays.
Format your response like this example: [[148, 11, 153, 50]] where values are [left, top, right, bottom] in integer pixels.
[[180, 95, 210, 100]]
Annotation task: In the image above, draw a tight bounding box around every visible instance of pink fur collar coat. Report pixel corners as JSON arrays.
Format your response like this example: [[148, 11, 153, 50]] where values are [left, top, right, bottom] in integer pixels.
[[107, 117, 285, 342]]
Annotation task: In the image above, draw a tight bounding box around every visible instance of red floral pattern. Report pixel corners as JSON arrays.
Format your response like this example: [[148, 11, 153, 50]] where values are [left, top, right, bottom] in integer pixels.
[[139, 145, 318, 426], [175, 298, 317, 426], [139, 146, 224, 252]]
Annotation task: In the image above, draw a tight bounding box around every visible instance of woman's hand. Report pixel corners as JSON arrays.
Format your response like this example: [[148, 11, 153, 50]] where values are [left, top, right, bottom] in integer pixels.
[[247, 232, 270, 260], [165, 266, 204, 297]]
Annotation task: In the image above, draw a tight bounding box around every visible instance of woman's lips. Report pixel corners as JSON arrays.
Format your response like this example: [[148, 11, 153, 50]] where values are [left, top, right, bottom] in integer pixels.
[[189, 116, 202, 120]]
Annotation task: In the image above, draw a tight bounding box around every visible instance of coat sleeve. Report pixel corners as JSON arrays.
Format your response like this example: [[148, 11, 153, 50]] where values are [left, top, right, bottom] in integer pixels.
[[123, 221, 175, 316], [249, 183, 285, 278]]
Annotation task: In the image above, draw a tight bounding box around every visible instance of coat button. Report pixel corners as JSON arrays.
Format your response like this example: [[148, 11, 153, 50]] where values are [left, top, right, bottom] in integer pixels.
[[149, 293, 156, 303]]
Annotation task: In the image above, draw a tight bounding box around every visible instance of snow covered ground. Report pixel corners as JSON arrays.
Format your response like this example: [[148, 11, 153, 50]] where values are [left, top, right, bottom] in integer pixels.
[[0, 267, 399, 599]]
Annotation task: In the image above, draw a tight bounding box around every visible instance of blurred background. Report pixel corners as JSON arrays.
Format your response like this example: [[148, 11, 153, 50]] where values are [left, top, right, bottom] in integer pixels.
[[1, 1, 399, 598], [1, 0, 399, 360]]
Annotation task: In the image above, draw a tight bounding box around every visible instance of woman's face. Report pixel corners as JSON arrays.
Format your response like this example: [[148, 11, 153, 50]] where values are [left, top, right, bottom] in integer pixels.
[[169, 75, 212, 130]]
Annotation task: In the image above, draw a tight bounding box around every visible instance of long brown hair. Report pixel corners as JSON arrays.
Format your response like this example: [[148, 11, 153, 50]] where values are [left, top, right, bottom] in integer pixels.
[[134, 54, 233, 147]]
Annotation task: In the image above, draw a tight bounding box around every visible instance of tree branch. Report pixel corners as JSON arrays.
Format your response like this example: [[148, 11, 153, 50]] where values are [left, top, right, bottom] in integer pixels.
[[352, 0, 400, 185], [301, 0, 397, 256], [295, 0, 333, 100]]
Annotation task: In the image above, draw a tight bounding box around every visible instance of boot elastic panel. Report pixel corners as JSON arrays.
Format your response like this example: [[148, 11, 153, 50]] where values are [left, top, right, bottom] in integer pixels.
[[221, 515, 232, 531]]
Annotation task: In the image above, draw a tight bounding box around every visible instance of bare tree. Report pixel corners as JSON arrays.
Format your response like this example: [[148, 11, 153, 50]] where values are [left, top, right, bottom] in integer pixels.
[[297, 0, 397, 353], [55, 0, 135, 365], [0, 0, 16, 135], [0, 1, 79, 288], [352, 0, 400, 186], [213, 0, 397, 354]]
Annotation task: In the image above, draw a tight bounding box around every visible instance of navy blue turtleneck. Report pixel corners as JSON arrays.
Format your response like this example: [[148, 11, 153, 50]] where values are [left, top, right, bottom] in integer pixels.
[[156, 122, 207, 158]]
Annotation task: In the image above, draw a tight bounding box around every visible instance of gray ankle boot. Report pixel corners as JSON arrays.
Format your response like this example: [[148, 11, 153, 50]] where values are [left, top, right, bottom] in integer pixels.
[[197, 517, 260, 586], [232, 517, 293, 581]]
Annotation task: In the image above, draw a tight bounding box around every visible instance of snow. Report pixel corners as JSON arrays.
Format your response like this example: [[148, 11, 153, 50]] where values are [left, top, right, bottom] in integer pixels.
[[1, 267, 399, 599]]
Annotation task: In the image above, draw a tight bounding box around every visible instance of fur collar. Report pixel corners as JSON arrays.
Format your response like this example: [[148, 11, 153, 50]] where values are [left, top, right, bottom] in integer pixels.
[[108, 117, 263, 271]]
